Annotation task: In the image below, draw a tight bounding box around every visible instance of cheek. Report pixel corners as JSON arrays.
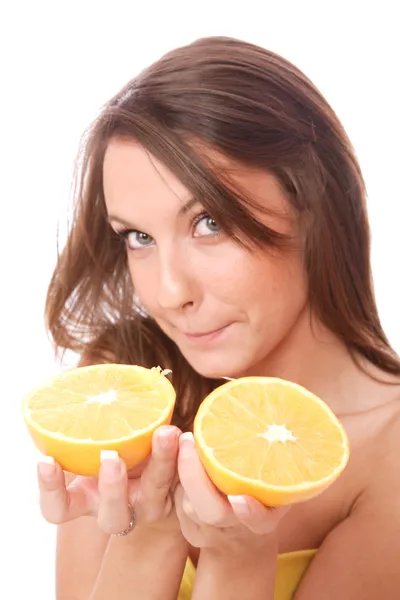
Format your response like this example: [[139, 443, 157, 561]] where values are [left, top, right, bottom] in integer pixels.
[[126, 243, 307, 323], [234, 249, 308, 319], [191, 242, 270, 303]]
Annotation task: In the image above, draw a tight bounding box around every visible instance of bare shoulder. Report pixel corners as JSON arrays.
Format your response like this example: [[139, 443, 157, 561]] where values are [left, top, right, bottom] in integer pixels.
[[371, 391, 400, 459], [294, 392, 400, 598], [357, 392, 400, 507]]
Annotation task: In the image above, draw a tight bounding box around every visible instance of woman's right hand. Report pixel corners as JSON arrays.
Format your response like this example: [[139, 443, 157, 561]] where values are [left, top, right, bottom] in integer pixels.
[[37, 425, 181, 535]]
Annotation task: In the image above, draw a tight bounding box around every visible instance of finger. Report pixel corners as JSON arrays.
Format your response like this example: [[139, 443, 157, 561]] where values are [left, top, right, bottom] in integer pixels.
[[138, 426, 180, 521], [38, 456, 90, 524], [174, 483, 203, 546], [126, 456, 150, 479], [97, 450, 131, 534], [178, 432, 229, 525], [174, 483, 199, 523], [228, 495, 291, 534]]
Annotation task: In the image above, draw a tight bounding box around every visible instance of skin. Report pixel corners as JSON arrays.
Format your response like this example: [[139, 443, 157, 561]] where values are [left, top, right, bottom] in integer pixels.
[[39, 422, 188, 600], [40, 137, 400, 599], [104, 140, 306, 381]]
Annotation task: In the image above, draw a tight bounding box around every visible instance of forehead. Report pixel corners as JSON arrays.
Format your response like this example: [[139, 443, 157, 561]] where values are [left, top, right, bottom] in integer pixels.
[[103, 138, 189, 213], [103, 137, 291, 223]]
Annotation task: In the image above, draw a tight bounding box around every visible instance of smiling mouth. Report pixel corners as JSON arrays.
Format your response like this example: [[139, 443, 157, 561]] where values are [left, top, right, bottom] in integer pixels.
[[182, 324, 232, 343]]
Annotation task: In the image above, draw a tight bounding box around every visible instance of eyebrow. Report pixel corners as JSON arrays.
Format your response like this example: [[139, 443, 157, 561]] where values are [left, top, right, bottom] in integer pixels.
[[107, 197, 200, 228]]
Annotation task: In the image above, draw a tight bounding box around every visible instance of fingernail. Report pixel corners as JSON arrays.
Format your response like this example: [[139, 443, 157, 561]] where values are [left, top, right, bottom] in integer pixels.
[[157, 426, 175, 449], [179, 432, 194, 446], [179, 432, 194, 456], [38, 456, 56, 480], [100, 450, 121, 481], [228, 495, 251, 516]]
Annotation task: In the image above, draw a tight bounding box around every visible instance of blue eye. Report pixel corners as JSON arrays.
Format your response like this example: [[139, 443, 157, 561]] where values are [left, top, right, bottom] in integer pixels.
[[119, 229, 154, 250], [193, 214, 221, 237]]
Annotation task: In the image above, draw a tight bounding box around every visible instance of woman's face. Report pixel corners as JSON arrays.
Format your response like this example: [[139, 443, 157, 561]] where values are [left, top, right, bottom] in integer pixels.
[[103, 139, 308, 378]]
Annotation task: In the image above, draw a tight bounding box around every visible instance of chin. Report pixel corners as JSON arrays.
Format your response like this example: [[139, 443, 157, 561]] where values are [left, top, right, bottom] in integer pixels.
[[181, 350, 253, 380]]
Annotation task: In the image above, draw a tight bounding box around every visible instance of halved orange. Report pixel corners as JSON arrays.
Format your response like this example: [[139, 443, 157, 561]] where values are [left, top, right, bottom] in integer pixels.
[[194, 377, 349, 506], [22, 364, 175, 476]]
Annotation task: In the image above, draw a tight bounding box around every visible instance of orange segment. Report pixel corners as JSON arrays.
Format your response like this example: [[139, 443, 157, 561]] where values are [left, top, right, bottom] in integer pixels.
[[194, 377, 349, 506], [22, 364, 176, 476]]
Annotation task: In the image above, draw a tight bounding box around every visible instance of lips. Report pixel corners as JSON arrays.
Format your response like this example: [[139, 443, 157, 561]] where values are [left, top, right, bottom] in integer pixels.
[[183, 325, 229, 337], [181, 323, 233, 345]]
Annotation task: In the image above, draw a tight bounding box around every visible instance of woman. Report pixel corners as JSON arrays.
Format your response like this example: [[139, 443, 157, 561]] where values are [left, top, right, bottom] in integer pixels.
[[38, 36, 400, 599]]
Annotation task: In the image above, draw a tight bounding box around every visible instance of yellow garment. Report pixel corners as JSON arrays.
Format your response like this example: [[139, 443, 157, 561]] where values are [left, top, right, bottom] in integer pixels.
[[178, 549, 316, 600]]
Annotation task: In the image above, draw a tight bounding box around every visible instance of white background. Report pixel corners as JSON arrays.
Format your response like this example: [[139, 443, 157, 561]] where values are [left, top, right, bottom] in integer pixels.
[[1, 1, 399, 597]]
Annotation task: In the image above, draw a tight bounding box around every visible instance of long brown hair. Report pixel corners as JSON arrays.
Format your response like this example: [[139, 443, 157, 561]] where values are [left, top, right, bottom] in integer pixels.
[[45, 36, 400, 428]]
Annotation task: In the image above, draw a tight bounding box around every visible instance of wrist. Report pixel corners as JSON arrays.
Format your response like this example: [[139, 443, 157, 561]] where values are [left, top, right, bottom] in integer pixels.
[[201, 536, 278, 569], [131, 524, 188, 552], [100, 521, 189, 600], [192, 542, 278, 600]]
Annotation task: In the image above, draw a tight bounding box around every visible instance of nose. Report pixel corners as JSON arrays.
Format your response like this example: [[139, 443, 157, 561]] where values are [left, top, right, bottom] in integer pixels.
[[156, 246, 199, 311]]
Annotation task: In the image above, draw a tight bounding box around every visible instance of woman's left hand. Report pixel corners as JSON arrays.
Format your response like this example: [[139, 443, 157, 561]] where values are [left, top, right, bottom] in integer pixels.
[[174, 432, 290, 558]]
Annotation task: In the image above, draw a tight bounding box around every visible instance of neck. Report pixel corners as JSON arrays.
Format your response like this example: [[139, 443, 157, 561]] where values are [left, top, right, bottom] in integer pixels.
[[245, 306, 396, 415]]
